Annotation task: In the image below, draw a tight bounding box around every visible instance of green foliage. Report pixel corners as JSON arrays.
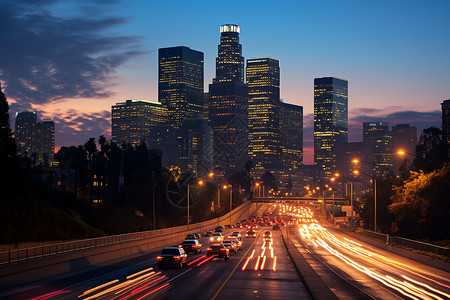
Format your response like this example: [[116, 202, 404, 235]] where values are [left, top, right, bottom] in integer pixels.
[[413, 127, 448, 172], [389, 163, 450, 240]]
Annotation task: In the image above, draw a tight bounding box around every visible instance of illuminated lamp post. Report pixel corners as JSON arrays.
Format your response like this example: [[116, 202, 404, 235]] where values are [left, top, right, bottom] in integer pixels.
[[352, 168, 377, 232]]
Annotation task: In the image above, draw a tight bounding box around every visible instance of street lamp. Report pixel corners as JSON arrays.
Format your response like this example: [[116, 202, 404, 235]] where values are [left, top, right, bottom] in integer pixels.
[[353, 167, 377, 232], [187, 179, 204, 229]]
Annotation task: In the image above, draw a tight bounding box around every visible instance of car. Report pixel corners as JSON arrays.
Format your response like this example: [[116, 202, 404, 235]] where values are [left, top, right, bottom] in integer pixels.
[[246, 230, 256, 238], [227, 232, 242, 240], [181, 239, 202, 253], [263, 230, 272, 238], [157, 247, 188, 269], [204, 231, 213, 237], [214, 226, 223, 232], [210, 232, 224, 242], [207, 243, 230, 260], [185, 234, 198, 240], [272, 224, 280, 230], [222, 240, 238, 253], [225, 237, 243, 250], [193, 233, 202, 238]]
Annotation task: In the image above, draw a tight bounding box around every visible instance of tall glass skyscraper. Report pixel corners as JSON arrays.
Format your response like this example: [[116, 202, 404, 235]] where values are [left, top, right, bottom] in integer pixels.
[[363, 121, 393, 177], [158, 46, 204, 129], [247, 57, 281, 175], [280, 102, 303, 170], [15, 111, 37, 157], [314, 77, 348, 179], [209, 24, 248, 178]]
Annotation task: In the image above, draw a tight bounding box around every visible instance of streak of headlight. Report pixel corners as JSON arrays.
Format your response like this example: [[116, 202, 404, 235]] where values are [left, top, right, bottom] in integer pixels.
[[126, 267, 154, 280], [242, 256, 252, 271], [260, 256, 266, 270], [136, 282, 170, 300], [403, 281, 444, 300], [272, 256, 277, 272], [311, 239, 318, 247], [261, 248, 266, 257], [120, 275, 167, 298], [188, 255, 206, 266], [403, 275, 450, 298], [385, 275, 435, 300], [254, 256, 261, 271], [78, 279, 119, 297], [250, 249, 255, 259], [32, 290, 71, 300], [197, 255, 214, 266], [344, 238, 363, 247], [271, 248, 274, 258]]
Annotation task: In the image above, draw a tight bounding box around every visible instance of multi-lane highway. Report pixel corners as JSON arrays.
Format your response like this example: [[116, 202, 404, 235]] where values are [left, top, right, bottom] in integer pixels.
[[1, 203, 449, 299]]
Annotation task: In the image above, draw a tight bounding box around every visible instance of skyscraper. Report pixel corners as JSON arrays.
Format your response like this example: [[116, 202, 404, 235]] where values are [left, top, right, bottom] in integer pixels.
[[280, 102, 303, 169], [314, 77, 348, 179], [15, 111, 37, 157], [247, 58, 281, 175], [37, 121, 55, 166], [363, 122, 393, 177], [158, 46, 204, 129], [391, 124, 417, 173], [111, 100, 168, 147], [442, 99, 450, 152], [209, 24, 248, 178]]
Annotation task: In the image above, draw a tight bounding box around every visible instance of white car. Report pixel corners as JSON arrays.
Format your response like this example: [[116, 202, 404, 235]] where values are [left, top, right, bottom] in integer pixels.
[[210, 232, 223, 242]]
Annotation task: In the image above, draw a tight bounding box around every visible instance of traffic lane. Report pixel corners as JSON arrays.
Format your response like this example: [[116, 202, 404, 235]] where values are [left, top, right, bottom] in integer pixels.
[[215, 229, 310, 300], [162, 231, 258, 300], [300, 223, 450, 299], [324, 227, 450, 297]]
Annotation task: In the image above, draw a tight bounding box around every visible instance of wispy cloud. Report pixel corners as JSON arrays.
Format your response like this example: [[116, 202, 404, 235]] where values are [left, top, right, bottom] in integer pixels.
[[0, 0, 146, 111]]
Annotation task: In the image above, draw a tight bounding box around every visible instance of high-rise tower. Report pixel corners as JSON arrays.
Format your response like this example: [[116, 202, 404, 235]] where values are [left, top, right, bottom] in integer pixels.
[[363, 122, 393, 177], [209, 24, 248, 178], [15, 111, 37, 157], [247, 57, 281, 175], [280, 102, 303, 170], [314, 77, 348, 179], [158, 46, 204, 129]]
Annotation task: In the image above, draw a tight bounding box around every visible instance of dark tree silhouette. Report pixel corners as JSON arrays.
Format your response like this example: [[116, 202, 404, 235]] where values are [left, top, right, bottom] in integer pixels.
[[413, 127, 448, 173], [261, 171, 278, 195]]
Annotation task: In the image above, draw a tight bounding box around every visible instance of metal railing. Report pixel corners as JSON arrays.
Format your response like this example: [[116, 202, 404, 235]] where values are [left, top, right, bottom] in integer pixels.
[[0, 201, 256, 265], [360, 229, 449, 257]]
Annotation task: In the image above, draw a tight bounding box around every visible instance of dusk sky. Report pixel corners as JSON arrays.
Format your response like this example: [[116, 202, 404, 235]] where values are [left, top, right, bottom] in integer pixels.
[[1, 0, 449, 164]]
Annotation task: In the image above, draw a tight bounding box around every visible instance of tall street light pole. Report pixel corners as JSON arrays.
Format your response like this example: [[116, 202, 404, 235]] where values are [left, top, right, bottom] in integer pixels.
[[353, 169, 377, 232]]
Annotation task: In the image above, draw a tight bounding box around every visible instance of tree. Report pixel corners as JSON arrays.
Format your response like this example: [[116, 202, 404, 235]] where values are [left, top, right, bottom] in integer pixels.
[[413, 127, 448, 173], [261, 171, 278, 195], [0, 84, 19, 196], [389, 164, 450, 240]]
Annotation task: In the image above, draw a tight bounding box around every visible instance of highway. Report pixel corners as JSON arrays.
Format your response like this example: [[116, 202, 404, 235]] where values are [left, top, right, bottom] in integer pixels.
[[1, 203, 449, 299]]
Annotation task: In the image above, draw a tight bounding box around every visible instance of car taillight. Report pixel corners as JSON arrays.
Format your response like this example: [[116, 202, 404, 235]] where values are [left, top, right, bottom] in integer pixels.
[[157, 256, 163, 260], [174, 255, 181, 260], [207, 247, 212, 251]]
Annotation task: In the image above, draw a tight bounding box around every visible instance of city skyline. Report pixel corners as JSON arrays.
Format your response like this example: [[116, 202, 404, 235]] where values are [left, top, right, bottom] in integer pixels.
[[1, 0, 448, 164]]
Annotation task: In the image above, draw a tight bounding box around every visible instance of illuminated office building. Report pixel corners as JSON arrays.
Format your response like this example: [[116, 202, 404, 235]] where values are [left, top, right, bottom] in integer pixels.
[[363, 122, 392, 177], [314, 77, 348, 179], [209, 24, 248, 177], [280, 102, 303, 169], [391, 124, 417, 173], [37, 121, 55, 165], [247, 58, 281, 175], [111, 100, 168, 147], [158, 46, 204, 129], [15, 111, 37, 157], [442, 99, 450, 152]]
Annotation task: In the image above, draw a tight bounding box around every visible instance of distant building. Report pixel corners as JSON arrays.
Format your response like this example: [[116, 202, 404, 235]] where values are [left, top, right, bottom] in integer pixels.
[[158, 46, 204, 129], [247, 57, 281, 175], [391, 124, 417, 173], [363, 122, 392, 177], [15, 111, 55, 166], [15, 111, 37, 157], [37, 121, 55, 166], [314, 77, 348, 179], [209, 24, 248, 178], [280, 102, 303, 170], [442, 98, 450, 152], [178, 117, 213, 175], [111, 100, 168, 147]]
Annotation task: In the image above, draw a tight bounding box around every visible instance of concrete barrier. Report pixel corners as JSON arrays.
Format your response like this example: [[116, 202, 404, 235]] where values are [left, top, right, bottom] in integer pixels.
[[0, 201, 263, 289]]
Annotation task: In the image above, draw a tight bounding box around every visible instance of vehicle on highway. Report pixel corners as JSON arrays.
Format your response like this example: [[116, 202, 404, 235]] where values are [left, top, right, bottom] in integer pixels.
[[210, 232, 224, 242], [185, 234, 199, 240], [157, 247, 188, 269], [222, 240, 238, 253], [272, 224, 280, 230], [246, 230, 256, 238], [207, 243, 229, 260], [214, 226, 224, 232], [227, 231, 242, 240], [225, 237, 242, 250], [263, 230, 272, 238], [204, 231, 213, 237], [181, 239, 202, 253]]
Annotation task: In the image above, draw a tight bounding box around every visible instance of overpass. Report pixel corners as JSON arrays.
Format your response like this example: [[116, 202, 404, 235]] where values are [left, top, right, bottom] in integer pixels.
[[251, 196, 348, 205]]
